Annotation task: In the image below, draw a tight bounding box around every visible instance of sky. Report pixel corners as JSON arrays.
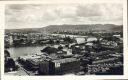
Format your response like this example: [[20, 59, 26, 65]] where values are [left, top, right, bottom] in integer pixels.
[[5, 3, 123, 29]]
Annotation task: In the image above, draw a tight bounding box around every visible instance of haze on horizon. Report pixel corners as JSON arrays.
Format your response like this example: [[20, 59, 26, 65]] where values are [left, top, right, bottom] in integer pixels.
[[5, 3, 123, 29]]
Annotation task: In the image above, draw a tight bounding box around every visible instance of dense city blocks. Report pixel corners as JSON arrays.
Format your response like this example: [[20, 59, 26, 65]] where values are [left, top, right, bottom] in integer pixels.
[[4, 24, 123, 75]]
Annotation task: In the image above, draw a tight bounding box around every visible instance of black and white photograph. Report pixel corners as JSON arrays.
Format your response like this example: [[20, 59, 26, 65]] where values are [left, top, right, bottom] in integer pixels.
[[4, 3, 124, 76]]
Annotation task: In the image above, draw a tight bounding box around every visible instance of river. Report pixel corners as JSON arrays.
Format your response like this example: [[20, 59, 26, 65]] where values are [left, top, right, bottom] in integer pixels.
[[7, 45, 62, 58], [7, 46, 45, 58]]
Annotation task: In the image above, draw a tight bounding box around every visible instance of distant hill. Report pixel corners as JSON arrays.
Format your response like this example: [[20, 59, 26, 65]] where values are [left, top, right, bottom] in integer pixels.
[[45, 24, 123, 33], [5, 28, 41, 33], [5, 24, 123, 33]]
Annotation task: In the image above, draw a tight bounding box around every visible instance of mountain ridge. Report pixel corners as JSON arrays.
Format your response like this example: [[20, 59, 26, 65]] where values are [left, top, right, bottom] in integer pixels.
[[5, 24, 123, 33]]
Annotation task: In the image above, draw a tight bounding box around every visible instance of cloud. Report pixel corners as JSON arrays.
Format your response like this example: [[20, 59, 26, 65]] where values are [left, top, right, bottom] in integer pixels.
[[76, 4, 101, 17], [5, 3, 123, 29]]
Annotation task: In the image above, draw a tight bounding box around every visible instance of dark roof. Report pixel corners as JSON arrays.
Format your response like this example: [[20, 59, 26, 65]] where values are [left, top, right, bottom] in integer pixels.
[[41, 46, 58, 54]]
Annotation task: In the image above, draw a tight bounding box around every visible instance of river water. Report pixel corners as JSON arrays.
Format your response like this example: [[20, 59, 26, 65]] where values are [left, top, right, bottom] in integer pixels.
[[7, 46, 45, 58], [7, 45, 61, 58]]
